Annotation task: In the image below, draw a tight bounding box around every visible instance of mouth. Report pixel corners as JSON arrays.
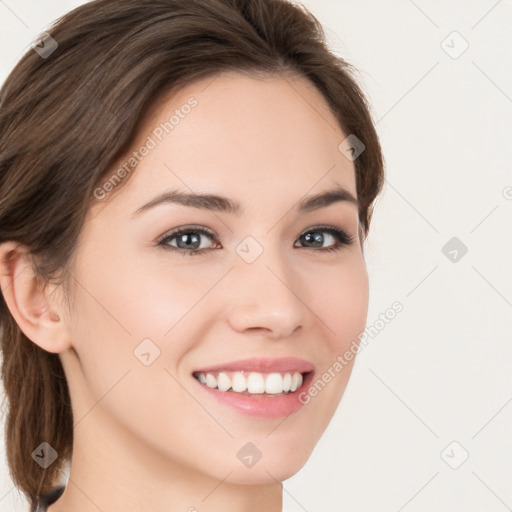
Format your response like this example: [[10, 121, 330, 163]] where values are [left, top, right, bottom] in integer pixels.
[[192, 370, 311, 397], [190, 357, 315, 418]]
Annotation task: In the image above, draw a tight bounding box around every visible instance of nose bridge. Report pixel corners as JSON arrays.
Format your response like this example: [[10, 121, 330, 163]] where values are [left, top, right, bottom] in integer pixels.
[[225, 235, 306, 337]]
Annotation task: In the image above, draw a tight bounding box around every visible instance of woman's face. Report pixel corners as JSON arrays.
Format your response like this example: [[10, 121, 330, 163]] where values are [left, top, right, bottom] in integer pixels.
[[59, 70, 369, 484]]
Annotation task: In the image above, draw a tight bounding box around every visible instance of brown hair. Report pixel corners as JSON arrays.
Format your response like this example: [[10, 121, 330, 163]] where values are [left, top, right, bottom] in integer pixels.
[[0, 0, 384, 506]]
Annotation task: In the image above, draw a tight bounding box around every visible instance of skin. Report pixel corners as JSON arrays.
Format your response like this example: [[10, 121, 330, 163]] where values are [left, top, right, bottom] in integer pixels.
[[0, 70, 369, 512]]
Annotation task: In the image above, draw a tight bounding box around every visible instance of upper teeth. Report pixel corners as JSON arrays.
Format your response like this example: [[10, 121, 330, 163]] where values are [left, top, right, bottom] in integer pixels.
[[195, 371, 304, 394]]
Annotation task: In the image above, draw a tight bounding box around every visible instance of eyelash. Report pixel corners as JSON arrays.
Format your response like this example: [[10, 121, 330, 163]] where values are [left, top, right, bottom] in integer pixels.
[[156, 224, 356, 257]]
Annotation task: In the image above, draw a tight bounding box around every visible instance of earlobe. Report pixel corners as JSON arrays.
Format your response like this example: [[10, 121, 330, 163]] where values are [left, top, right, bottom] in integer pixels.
[[0, 241, 71, 354]]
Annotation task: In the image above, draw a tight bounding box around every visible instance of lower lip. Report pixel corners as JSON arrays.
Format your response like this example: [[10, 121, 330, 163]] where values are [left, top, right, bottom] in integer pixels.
[[193, 372, 314, 419]]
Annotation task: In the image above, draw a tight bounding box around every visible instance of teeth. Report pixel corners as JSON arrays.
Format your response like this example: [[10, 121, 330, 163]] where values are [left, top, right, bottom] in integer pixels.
[[196, 371, 304, 395], [282, 372, 292, 392], [247, 372, 265, 393], [265, 373, 283, 394], [232, 372, 248, 392], [217, 372, 232, 392], [291, 372, 302, 392], [205, 373, 217, 389]]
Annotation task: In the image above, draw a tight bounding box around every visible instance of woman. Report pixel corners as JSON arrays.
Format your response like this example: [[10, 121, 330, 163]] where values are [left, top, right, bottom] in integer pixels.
[[0, 0, 384, 510]]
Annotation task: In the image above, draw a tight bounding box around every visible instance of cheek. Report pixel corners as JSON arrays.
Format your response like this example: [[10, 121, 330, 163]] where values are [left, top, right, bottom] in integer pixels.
[[307, 253, 369, 353], [65, 252, 222, 429], [65, 267, 213, 469], [71, 252, 212, 352]]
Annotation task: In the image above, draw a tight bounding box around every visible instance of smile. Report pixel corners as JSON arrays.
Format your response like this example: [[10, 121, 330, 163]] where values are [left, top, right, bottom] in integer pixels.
[[191, 357, 315, 418], [193, 370, 306, 396]]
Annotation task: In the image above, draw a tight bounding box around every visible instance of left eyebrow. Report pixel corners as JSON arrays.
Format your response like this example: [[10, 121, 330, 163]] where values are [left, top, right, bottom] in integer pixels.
[[297, 187, 358, 212], [131, 185, 358, 217]]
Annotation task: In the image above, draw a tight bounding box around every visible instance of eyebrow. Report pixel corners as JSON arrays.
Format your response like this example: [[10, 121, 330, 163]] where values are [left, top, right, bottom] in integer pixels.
[[132, 185, 358, 217]]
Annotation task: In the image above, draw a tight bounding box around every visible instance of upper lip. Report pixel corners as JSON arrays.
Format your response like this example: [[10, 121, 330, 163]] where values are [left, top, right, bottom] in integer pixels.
[[193, 357, 315, 374]]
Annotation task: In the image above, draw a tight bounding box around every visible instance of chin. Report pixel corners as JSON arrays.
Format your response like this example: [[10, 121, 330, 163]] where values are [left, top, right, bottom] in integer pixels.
[[208, 437, 316, 485], [223, 458, 311, 485]]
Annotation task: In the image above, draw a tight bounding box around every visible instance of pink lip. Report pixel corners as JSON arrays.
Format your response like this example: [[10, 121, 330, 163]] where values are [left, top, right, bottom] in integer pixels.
[[192, 357, 315, 419], [193, 356, 315, 374]]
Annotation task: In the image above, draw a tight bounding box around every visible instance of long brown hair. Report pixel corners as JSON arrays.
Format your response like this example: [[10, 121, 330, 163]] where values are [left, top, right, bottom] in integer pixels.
[[0, 0, 384, 506]]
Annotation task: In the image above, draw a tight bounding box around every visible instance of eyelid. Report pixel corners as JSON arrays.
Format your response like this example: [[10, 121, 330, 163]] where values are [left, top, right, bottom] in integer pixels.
[[307, 225, 356, 244], [155, 224, 216, 245]]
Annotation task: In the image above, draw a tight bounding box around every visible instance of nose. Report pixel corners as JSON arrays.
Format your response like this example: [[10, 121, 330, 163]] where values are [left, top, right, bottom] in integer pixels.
[[224, 247, 308, 340]]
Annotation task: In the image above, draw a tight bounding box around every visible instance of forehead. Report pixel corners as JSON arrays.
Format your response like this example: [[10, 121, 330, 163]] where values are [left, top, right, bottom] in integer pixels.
[[94, 70, 356, 216]]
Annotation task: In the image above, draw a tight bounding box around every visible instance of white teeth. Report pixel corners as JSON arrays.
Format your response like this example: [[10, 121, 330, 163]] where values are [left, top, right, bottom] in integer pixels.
[[247, 373, 265, 393], [265, 373, 283, 394], [290, 372, 303, 392], [217, 372, 232, 392], [282, 373, 292, 392], [205, 373, 217, 389], [231, 372, 247, 392], [195, 370, 305, 395]]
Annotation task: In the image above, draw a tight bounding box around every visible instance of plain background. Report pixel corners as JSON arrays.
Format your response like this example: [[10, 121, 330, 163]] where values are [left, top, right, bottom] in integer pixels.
[[1, 1, 511, 511]]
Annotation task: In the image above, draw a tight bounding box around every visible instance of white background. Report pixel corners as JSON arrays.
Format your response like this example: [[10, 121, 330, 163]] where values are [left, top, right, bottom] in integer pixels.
[[1, 1, 511, 511]]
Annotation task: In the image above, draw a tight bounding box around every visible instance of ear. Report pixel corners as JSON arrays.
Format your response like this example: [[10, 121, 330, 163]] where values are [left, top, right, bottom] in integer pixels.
[[0, 241, 72, 354]]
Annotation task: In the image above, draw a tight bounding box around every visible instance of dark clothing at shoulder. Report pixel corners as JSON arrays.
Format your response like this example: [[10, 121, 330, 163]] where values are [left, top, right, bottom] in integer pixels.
[[30, 486, 65, 512]]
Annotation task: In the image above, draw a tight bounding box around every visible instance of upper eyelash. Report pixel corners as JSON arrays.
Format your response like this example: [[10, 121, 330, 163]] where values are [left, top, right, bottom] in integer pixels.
[[156, 225, 355, 256]]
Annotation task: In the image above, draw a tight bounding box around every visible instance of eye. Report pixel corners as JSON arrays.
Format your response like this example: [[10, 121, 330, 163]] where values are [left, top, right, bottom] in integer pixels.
[[156, 225, 218, 256], [294, 225, 356, 253], [156, 224, 356, 256]]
